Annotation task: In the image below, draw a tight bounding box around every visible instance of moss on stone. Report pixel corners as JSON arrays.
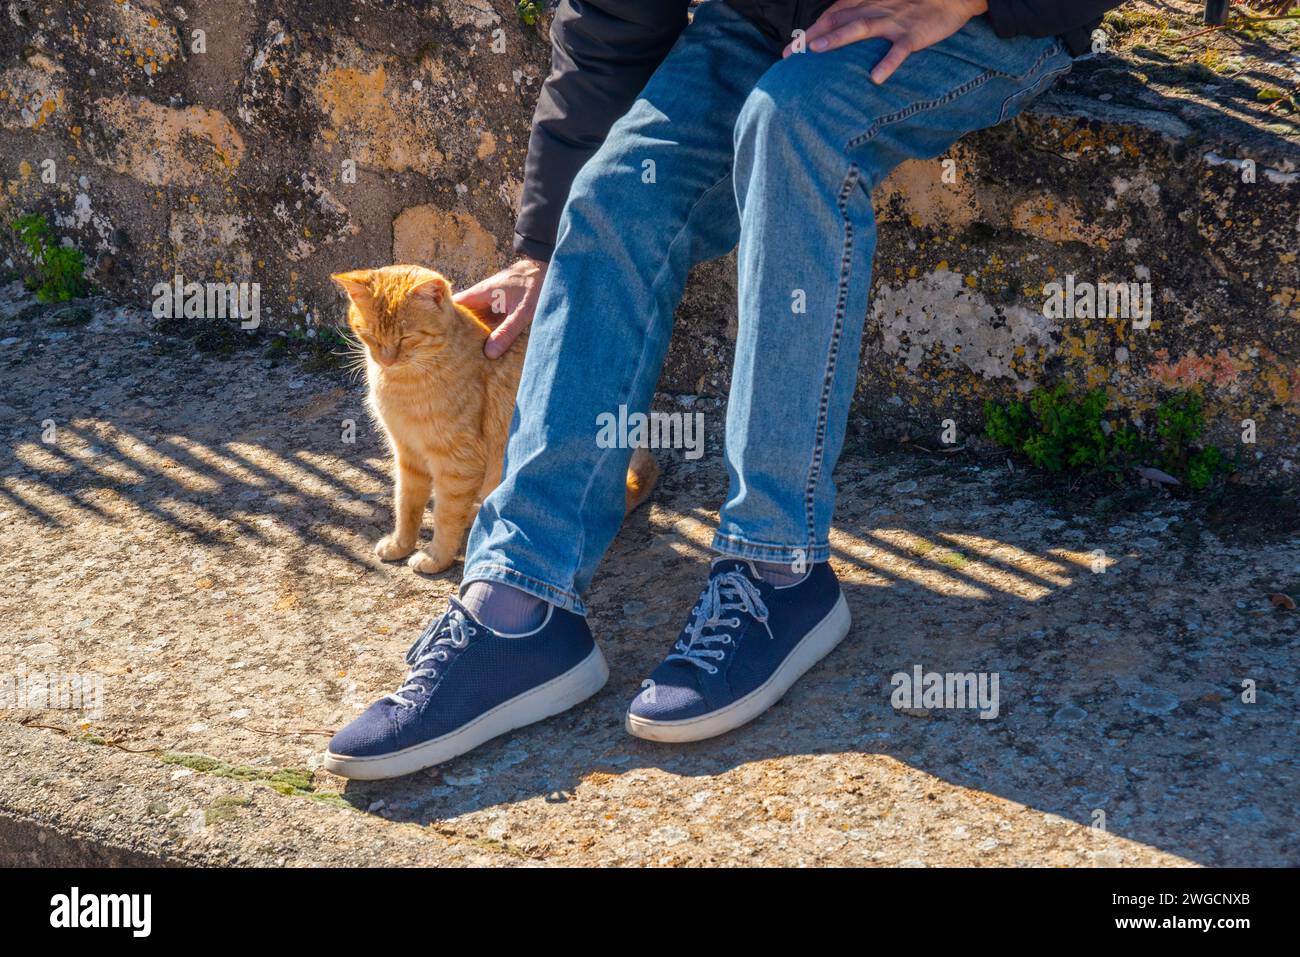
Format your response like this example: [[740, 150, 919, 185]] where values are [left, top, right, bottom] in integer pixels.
[[157, 750, 353, 809], [205, 794, 252, 826]]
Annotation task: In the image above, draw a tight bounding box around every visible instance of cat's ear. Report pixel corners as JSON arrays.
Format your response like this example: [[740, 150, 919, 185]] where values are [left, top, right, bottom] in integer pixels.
[[331, 270, 374, 304], [409, 274, 452, 308]]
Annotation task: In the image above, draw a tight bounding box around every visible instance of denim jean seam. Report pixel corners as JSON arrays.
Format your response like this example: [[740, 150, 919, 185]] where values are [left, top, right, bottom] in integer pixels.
[[463, 562, 586, 615], [996, 59, 1071, 125], [846, 70, 997, 151], [799, 163, 861, 555], [876, 38, 1064, 145], [567, 170, 735, 587], [983, 37, 1065, 81], [844, 40, 1065, 155]]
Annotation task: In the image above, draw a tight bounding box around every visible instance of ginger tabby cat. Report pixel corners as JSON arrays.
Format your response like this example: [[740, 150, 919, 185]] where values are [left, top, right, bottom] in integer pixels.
[[332, 265, 658, 574]]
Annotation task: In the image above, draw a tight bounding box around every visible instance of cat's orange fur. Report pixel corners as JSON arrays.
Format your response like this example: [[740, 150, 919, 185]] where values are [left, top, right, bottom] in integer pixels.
[[332, 264, 658, 575]]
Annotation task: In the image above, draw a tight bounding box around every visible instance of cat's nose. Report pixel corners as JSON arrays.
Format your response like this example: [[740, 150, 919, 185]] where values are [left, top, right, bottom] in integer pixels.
[[375, 345, 400, 366]]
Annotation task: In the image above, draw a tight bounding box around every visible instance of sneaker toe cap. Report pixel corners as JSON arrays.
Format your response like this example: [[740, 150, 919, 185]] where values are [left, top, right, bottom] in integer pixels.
[[328, 702, 400, 758], [627, 671, 710, 722]]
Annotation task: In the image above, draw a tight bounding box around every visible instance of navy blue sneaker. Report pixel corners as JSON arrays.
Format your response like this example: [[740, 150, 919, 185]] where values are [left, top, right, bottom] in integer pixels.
[[326, 598, 607, 779], [626, 559, 850, 742]]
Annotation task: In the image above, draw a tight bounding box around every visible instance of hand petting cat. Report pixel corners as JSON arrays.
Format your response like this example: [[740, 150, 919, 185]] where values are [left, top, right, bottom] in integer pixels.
[[454, 256, 549, 359], [782, 0, 990, 85]]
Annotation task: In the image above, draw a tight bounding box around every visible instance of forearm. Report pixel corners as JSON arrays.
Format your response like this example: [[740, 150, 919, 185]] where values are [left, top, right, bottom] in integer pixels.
[[514, 0, 690, 261]]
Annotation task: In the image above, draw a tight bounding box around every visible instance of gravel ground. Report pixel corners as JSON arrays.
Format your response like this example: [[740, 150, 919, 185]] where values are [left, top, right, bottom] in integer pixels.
[[1, 282, 1296, 867]]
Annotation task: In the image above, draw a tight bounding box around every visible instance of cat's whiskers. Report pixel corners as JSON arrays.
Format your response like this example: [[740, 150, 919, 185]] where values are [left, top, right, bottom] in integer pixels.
[[339, 335, 371, 384]]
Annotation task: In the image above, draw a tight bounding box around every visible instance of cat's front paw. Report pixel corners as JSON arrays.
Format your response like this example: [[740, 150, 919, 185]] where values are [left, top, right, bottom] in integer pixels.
[[375, 534, 416, 561], [408, 548, 455, 575]]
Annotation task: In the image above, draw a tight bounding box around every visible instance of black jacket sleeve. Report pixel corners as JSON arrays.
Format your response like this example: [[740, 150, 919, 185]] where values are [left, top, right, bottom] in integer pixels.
[[986, 0, 1127, 51], [514, 0, 690, 261]]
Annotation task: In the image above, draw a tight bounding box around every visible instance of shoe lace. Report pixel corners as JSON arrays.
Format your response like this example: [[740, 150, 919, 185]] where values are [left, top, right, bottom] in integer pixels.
[[666, 570, 772, 675], [387, 607, 477, 707]]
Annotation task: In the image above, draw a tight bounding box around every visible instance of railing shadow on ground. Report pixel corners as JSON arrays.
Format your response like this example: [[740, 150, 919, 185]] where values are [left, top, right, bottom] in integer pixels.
[[329, 490, 1291, 867], [3, 410, 394, 570]]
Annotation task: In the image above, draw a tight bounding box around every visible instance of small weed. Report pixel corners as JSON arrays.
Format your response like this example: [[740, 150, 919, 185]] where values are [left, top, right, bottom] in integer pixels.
[[1153, 393, 1233, 490], [10, 213, 88, 303], [300, 326, 352, 373], [984, 385, 1232, 492], [516, 1, 544, 26]]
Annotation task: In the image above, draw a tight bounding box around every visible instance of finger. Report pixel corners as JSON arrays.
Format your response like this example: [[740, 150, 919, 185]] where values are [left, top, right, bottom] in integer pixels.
[[869, 39, 911, 84], [452, 279, 496, 309], [483, 304, 529, 359], [809, 16, 887, 53], [785, 5, 871, 56], [806, 5, 880, 42]]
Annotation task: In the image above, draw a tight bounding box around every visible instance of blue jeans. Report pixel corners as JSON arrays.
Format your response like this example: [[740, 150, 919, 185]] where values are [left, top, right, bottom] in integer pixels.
[[464, 1, 1072, 614]]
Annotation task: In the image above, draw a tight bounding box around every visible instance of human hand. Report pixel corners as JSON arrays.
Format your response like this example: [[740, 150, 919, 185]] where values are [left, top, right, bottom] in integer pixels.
[[783, 0, 989, 85], [453, 256, 549, 359]]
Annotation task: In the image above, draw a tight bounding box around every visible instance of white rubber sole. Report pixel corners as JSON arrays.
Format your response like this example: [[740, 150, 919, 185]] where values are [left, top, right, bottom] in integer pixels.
[[324, 644, 609, 780], [625, 591, 851, 743]]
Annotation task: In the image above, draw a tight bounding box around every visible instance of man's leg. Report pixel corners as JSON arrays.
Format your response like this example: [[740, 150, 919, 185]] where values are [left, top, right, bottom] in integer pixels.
[[626, 16, 1073, 742], [715, 16, 1072, 565], [462, 1, 778, 615], [327, 2, 784, 779]]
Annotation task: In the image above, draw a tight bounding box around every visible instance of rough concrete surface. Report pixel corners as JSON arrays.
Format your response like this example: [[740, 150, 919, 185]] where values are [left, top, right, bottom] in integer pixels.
[[1, 282, 1296, 867]]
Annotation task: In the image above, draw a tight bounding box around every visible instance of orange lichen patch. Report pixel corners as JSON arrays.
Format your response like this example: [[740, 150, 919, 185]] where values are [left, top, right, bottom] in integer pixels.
[[0, 60, 67, 132], [1255, 350, 1300, 407], [1262, 369, 1296, 406], [1055, 120, 1142, 159], [1272, 287, 1300, 320], [315, 63, 444, 174], [1085, 364, 1110, 389], [1146, 348, 1246, 389], [876, 154, 982, 230], [90, 95, 245, 185], [392, 205, 500, 287], [106, 0, 181, 65], [1011, 193, 1119, 247]]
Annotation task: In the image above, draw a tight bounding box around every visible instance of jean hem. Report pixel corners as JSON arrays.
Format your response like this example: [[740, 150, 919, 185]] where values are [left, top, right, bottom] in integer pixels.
[[460, 563, 587, 616], [711, 532, 830, 565]]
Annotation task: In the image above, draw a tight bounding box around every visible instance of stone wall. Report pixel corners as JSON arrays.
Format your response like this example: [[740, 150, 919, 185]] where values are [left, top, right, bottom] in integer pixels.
[[3, 1, 1298, 477], [1, 0, 543, 307]]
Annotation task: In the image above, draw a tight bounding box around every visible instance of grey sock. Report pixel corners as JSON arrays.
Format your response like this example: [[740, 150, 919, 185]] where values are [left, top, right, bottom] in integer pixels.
[[754, 559, 808, 587], [460, 580, 548, 634]]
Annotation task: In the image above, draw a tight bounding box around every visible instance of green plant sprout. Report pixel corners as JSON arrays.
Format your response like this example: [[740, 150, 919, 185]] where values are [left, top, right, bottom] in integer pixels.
[[11, 212, 87, 303]]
